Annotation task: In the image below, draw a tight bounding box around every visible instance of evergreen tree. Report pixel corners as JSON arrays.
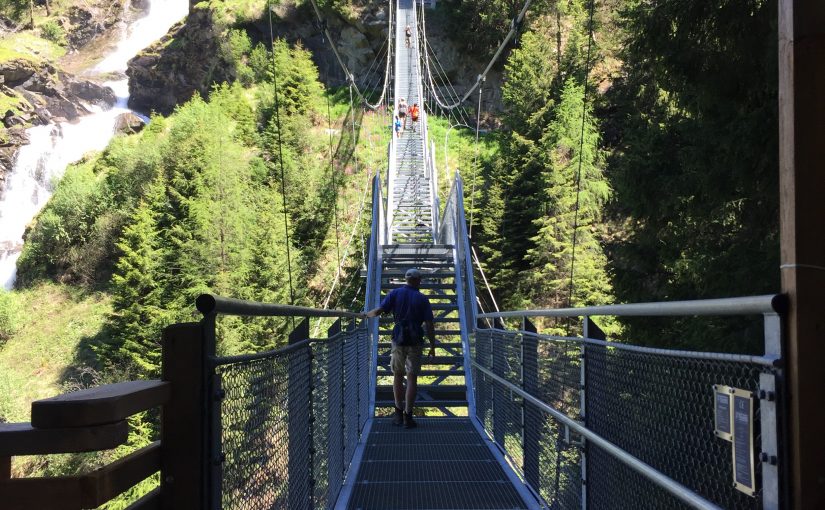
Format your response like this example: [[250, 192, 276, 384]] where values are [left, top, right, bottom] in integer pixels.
[[526, 78, 612, 309], [107, 179, 168, 375]]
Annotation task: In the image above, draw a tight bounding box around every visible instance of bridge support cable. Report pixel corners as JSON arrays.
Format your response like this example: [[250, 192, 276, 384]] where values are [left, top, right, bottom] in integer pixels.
[[267, 2, 296, 311], [418, 0, 535, 110], [303, 0, 393, 110], [566, 0, 597, 311]]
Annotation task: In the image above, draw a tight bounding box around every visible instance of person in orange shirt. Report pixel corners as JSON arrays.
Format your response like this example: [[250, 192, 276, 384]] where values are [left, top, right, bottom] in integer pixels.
[[409, 103, 420, 132]]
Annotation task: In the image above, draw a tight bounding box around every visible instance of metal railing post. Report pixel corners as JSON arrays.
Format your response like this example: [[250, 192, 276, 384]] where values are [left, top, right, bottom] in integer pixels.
[[288, 317, 312, 510], [581, 316, 605, 510], [761, 313, 782, 509], [327, 319, 343, 499], [522, 318, 540, 489]]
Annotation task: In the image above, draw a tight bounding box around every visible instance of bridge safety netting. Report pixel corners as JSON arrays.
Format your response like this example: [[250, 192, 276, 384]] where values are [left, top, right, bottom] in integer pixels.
[[472, 327, 779, 509], [211, 321, 370, 510]]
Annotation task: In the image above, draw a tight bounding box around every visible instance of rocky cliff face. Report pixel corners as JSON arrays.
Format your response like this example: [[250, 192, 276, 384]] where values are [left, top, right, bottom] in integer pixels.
[[125, 0, 499, 115], [126, 8, 231, 115], [0, 59, 115, 175], [0, 0, 128, 175]]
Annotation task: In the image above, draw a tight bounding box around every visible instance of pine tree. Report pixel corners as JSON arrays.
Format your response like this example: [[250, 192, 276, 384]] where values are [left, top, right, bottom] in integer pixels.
[[108, 178, 168, 375], [526, 78, 612, 310]]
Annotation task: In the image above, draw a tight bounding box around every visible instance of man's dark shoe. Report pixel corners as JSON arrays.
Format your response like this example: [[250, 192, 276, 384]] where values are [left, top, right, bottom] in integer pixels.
[[392, 407, 404, 426], [403, 411, 417, 429]]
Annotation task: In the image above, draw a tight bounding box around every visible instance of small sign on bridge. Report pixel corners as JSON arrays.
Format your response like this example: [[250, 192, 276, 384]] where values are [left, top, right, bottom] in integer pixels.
[[713, 384, 757, 497]]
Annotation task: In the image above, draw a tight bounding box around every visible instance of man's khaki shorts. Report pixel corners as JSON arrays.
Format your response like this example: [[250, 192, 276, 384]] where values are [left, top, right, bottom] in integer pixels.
[[391, 344, 424, 376]]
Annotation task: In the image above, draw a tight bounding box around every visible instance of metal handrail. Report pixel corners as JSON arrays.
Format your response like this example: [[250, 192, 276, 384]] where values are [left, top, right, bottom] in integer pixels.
[[472, 362, 722, 510], [500, 328, 780, 367], [478, 294, 787, 319], [196, 294, 361, 318]]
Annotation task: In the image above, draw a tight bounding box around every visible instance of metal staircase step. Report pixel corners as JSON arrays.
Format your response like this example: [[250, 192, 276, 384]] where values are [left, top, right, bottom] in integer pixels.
[[377, 369, 463, 377], [377, 341, 463, 348], [374, 400, 469, 408], [379, 317, 460, 323], [377, 355, 464, 365], [381, 283, 455, 290], [378, 330, 463, 336]]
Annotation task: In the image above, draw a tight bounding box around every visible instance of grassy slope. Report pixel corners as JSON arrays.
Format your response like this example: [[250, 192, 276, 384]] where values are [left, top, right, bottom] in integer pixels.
[[0, 283, 111, 423]]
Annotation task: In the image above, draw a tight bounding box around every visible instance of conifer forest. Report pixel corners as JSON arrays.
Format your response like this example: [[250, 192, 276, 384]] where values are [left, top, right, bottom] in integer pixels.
[[0, 0, 778, 503]]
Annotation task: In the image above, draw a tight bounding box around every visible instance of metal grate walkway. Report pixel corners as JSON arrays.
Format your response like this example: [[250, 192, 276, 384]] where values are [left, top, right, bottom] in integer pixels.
[[346, 0, 534, 508], [347, 418, 528, 509]]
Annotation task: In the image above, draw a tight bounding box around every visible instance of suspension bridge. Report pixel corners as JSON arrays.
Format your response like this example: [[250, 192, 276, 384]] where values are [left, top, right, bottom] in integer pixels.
[[2, 0, 823, 508]]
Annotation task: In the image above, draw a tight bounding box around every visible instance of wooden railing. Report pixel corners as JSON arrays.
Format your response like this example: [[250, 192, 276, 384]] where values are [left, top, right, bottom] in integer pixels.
[[0, 323, 207, 509]]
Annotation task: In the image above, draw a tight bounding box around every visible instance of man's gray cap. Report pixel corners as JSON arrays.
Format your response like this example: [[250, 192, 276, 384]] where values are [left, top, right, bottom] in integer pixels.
[[405, 268, 422, 279]]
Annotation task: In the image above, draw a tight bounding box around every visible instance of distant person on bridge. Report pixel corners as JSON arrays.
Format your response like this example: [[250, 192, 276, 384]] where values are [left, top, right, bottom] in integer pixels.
[[398, 98, 408, 130], [394, 115, 402, 138], [405, 24, 412, 48], [363, 268, 436, 428], [409, 103, 420, 132]]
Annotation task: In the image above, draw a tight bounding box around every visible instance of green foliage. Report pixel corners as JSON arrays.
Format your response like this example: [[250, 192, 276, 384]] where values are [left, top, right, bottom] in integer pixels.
[[526, 79, 612, 311], [603, 0, 778, 351], [224, 28, 254, 85], [0, 290, 19, 342], [39, 20, 66, 46], [17, 161, 114, 285]]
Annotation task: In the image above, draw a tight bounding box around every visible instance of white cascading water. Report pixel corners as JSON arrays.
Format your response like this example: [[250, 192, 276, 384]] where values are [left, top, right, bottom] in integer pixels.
[[0, 0, 189, 288]]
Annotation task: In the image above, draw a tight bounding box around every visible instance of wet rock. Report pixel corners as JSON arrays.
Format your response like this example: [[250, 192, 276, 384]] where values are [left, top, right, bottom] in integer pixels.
[[1, 127, 29, 147], [0, 59, 37, 88], [114, 112, 145, 134], [67, 79, 116, 106], [0, 126, 30, 177], [66, 6, 119, 50], [2, 111, 25, 128]]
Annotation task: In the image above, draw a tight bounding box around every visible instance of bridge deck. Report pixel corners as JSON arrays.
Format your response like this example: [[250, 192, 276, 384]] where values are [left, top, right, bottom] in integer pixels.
[[347, 418, 528, 509]]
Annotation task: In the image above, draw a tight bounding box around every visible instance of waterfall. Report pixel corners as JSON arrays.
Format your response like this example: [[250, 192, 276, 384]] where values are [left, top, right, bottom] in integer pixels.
[[0, 0, 189, 289]]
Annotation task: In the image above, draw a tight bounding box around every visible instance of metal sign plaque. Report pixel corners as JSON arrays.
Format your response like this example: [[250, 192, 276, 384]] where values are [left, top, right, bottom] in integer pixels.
[[713, 385, 733, 441], [731, 388, 756, 496]]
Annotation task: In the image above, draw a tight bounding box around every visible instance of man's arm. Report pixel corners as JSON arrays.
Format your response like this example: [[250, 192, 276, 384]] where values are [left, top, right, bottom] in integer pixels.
[[425, 321, 436, 357], [364, 306, 385, 318]]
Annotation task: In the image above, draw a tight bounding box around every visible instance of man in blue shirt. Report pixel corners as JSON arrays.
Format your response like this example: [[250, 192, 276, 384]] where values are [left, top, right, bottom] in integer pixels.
[[364, 268, 436, 428]]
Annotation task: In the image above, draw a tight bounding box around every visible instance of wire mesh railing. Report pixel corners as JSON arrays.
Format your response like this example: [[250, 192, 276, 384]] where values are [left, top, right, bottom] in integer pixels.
[[473, 296, 786, 510], [197, 295, 371, 510]]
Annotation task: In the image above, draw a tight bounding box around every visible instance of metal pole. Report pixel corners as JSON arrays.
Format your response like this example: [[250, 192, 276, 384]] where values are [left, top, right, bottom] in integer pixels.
[[778, 1, 825, 508]]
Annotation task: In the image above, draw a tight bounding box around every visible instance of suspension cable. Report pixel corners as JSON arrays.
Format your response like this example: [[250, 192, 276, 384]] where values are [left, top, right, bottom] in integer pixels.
[[327, 92, 342, 272], [566, 0, 597, 310], [468, 79, 483, 236], [419, 0, 534, 110], [268, 3, 296, 311], [304, 0, 393, 110]]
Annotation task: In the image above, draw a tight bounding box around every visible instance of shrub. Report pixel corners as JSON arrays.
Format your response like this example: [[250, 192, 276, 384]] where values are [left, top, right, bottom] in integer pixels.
[[40, 21, 67, 46], [0, 290, 19, 342]]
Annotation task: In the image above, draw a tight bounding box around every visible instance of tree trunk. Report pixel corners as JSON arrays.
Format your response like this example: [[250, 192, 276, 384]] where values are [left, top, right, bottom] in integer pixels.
[[29, 0, 34, 29]]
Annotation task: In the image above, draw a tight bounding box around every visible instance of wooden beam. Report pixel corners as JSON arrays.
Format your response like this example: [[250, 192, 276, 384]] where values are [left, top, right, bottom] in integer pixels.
[[31, 380, 171, 429], [80, 441, 161, 507], [0, 442, 160, 510], [778, 0, 825, 508], [126, 487, 161, 510], [1, 456, 9, 480], [0, 421, 128, 456]]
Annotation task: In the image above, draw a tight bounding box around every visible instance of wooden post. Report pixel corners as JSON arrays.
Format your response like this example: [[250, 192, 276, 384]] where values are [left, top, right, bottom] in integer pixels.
[[160, 322, 207, 510], [778, 1, 825, 508], [1, 456, 10, 480]]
